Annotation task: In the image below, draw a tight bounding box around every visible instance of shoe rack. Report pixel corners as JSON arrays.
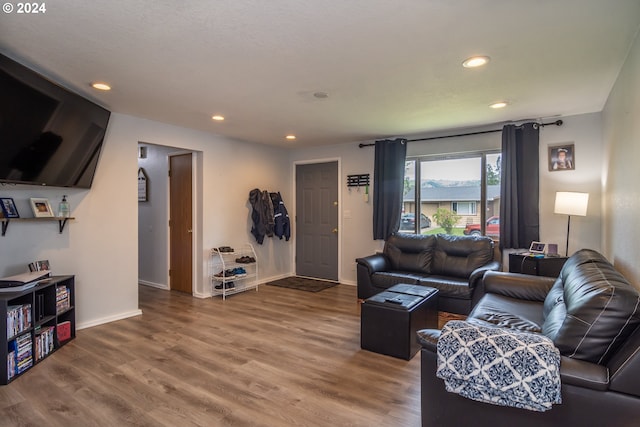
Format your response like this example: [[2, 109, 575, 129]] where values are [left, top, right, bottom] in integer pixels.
[[209, 243, 258, 300]]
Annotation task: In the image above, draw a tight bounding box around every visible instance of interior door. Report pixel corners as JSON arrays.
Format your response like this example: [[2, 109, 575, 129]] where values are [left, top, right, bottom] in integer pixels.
[[295, 161, 339, 281], [169, 153, 193, 293]]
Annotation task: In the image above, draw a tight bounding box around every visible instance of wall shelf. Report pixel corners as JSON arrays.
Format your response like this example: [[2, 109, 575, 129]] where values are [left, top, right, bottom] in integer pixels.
[[1, 217, 75, 236]]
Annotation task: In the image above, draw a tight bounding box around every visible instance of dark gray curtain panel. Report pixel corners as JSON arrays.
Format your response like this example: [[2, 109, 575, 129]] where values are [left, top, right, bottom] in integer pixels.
[[373, 138, 407, 240], [500, 123, 540, 249]]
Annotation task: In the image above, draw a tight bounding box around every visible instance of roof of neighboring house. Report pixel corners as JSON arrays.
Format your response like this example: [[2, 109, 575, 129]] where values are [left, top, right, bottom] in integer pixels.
[[404, 185, 500, 202]]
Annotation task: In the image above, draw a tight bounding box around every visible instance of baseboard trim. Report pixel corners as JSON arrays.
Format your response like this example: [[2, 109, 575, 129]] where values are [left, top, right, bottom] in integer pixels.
[[77, 309, 143, 330], [139, 280, 169, 290], [339, 279, 356, 287]]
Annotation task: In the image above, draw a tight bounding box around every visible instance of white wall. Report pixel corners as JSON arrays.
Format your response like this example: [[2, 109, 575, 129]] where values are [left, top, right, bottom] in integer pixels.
[[110, 114, 293, 298], [1, 113, 293, 328], [290, 114, 605, 283], [602, 30, 640, 289], [0, 117, 141, 329], [538, 113, 603, 256]]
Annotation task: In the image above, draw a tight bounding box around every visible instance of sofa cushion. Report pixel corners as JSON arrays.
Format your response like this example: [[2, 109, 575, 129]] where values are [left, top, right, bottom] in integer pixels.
[[384, 233, 435, 274], [431, 234, 494, 279], [469, 293, 544, 333], [542, 249, 640, 364], [370, 271, 421, 288], [419, 275, 474, 300]]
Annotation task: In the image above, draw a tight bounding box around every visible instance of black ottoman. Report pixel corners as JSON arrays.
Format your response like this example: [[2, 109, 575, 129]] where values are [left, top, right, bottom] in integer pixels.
[[361, 284, 438, 360]]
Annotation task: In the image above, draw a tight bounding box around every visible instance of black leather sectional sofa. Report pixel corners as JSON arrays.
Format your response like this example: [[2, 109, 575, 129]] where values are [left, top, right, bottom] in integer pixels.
[[356, 233, 500, 315], [418, 249, 640, 426]]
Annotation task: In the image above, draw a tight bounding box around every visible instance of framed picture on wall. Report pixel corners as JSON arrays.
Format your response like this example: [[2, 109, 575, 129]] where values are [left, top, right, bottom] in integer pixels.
[[0, 198, 20, 218], [549, 143, 575, 171], [30, 198, 54, 218]]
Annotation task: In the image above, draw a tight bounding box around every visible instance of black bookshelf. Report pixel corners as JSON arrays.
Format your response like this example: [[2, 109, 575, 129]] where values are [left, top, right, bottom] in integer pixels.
[[1, 275, 75, 385]]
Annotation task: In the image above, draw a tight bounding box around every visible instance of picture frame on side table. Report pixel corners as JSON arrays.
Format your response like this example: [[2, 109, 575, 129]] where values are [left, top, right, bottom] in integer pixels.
[[549, 143, 575, 171], [30, 198, 54, 218], [0, 197, 20, 218]]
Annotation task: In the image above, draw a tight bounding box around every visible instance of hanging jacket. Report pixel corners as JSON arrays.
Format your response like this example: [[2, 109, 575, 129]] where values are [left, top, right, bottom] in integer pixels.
[[249, 188, 268, 244], [262, 190, 275, 238], [270, 192, 291, 241]]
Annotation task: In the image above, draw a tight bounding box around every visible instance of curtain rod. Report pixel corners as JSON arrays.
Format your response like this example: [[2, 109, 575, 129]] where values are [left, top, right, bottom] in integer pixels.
[[357, 119, 563, 148]]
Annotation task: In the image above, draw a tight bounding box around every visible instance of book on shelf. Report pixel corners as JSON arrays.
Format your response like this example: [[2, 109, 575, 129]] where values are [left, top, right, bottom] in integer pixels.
[[35, 326, 55, 361], [56, 287, 70, 313], [9, 334, 33, 375], [57, 321, 71, 343], [7, 350, 16, 381], [6, 304, 32, 338]]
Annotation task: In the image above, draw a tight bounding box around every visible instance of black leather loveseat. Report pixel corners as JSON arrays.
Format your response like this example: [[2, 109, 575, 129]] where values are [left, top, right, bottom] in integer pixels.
[[418, 249, 640, 426], [356, 233, 500, 315]]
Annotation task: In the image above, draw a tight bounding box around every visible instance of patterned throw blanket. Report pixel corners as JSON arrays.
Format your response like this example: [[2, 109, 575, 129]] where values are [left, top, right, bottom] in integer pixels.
[[436, 320, 561, 412]]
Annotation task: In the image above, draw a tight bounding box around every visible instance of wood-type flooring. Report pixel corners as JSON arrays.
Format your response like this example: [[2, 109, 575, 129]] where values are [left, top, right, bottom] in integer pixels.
[[0, 284, 422, 426]]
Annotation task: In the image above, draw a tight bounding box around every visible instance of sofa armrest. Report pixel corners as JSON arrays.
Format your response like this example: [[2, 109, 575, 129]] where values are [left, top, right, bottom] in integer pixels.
[[469, 260, 502, 288], [356, 254, 390, 274], [483, 271, 555, 301], [417, 328, 441, 352], [560, 356, 609, 391]]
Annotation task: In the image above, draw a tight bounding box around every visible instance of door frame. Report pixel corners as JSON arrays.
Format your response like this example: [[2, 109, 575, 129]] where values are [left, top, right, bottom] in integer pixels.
[[167, 150, 202, 296], [292, 157, 342, 282]]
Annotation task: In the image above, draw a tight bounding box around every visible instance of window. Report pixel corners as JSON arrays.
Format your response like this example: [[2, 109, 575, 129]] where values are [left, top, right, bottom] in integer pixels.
[[400, 151, 501, 239], [452, 202, 476, 215]]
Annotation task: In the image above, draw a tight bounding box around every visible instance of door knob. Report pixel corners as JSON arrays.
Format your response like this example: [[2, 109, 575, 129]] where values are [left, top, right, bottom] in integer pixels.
[[332, 228, 338, 233], [187, 229, 193, 233]]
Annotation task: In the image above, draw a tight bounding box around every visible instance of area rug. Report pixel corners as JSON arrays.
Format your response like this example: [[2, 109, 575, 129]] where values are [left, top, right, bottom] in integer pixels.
[[266, 276, 338, 292]]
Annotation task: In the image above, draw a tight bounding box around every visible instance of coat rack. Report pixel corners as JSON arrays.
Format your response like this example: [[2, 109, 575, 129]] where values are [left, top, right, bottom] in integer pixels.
[[347, 174, 370, 188]]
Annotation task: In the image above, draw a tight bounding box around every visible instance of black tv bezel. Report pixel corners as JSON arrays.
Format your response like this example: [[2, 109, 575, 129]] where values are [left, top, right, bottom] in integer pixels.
[[0, 53, 111, 189]]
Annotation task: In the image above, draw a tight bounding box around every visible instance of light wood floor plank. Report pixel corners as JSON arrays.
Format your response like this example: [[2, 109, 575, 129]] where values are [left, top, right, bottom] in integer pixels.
[[1, 284, 422, 426]]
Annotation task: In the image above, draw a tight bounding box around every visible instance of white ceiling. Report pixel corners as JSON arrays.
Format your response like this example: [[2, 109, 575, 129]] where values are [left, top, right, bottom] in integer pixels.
[[1, 0, 639, 147]]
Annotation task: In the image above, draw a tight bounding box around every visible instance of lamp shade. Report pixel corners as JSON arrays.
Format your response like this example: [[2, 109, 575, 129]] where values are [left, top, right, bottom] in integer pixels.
[[554, 192, 589, 216]]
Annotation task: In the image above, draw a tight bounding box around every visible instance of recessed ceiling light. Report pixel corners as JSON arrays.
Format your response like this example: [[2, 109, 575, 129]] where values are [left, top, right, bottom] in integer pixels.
[[91, 82, 111, 91], [489, 101, 509, 109], [285, 135, 296, 140], [211, 115, 225, 121], [462, 56, 490, 68]]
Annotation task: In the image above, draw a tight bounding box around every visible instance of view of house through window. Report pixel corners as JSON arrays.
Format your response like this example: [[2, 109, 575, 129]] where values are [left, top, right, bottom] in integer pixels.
[[400, 152, 501, 240]]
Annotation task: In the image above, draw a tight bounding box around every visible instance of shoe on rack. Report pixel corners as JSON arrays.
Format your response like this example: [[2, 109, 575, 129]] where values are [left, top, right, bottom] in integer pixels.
[[215, 280, 236, 290], [214, 270, 236, 279], [233, 267, 247, 277]]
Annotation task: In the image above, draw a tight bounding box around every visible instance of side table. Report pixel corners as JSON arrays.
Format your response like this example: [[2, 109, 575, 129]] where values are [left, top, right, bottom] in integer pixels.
[[509, 253, 568, 278]]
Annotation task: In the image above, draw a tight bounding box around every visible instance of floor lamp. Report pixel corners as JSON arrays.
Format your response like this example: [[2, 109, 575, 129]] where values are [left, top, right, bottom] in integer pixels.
[[554, 192, 589, 256]]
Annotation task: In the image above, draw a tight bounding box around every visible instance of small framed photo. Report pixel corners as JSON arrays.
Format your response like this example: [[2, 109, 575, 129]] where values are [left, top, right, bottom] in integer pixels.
[[0, 197, 20, 218], [30, 198, 54, 218], [549, 143, 575, 171]]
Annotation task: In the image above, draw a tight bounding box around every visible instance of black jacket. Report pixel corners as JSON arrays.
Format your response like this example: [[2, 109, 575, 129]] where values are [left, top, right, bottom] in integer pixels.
[[249, 189, 275, 244], [270, 192, 290, 241]]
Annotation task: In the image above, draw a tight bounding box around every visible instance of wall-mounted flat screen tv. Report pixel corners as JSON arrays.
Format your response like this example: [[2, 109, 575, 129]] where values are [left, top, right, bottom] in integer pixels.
[[0, 53, 111, 188]]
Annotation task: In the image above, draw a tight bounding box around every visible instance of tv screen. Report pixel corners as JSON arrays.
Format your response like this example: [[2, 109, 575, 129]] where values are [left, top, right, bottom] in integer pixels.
[[0, 54, 111, 188]]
